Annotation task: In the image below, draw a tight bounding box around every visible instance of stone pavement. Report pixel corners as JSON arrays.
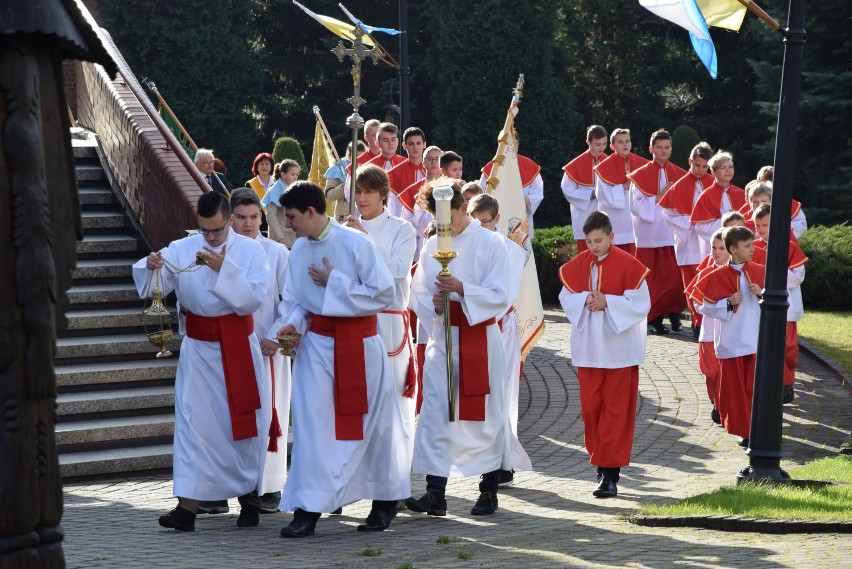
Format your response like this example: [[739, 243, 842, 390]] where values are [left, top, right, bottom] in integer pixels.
[[62, 309, 852, 568]]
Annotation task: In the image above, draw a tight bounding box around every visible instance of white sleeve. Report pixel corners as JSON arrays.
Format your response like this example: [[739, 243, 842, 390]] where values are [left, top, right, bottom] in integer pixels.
[[603, 281, 651, 334], [597, 179, 628, 211], [207, 244, 269, 316], [791, 210, 808, 239], [558, 287, 589, 331], [561, 174, 595, 207], [631, 185, 658, 223], [662, 208, 692, 241], [525, 174, 544, 215]]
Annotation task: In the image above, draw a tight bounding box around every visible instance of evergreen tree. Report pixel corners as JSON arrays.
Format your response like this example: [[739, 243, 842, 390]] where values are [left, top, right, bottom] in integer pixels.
[[422, 0, 581, 228], [100, 0, 265, 182]]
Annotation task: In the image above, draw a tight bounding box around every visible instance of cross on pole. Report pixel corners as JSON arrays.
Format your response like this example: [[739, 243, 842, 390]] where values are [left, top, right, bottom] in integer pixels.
[[332, 26, 382, 215]]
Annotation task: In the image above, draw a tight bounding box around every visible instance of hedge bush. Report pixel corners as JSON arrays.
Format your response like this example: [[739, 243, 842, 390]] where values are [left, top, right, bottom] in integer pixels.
[[532, 225, 576, 305], [799, 223, 852, 310], [272, 136, 308, 178]]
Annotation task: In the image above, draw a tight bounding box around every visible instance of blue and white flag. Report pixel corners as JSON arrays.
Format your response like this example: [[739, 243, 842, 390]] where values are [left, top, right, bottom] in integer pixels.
[[639, 0, 718, 79]]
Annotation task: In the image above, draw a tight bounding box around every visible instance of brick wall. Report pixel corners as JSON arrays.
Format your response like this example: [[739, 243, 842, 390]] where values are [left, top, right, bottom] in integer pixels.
[[74, 60, 203, 249]]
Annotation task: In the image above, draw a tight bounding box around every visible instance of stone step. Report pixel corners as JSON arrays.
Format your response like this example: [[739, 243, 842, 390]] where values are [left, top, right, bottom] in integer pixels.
[[67, 282, 141, 306], [81, 210, 125, 230], [56, 358, 177, 389], [56, 332, 182, 360], [57, 385, 174, 416], [78, 186, 114, 207], [65, 307, 176, 332], [76, 234, 141, 256], [72, 258, 136, 280], [56, 413, 174, 447], [59, 444, 173, 478], [75, 163, 106, 182]]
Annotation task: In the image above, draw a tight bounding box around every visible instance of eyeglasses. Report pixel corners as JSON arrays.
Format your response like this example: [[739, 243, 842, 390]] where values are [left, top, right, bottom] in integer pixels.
[[197, 223, 228, 236]]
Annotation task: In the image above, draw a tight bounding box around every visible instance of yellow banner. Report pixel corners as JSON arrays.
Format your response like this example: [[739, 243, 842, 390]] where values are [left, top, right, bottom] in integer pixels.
[[697, 0, 748, 31], [308, 121, 336, 214]]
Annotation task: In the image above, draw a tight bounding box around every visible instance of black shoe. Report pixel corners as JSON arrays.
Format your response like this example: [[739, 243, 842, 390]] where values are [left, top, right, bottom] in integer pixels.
[[692, 325, 700, 341], [498, 469, 514, 487], [783, 385, 795, 404], [158, 507, 196, 531], [197, 500, 229, 514], [404, 491, 447, 516], [330, 507, 343, 515], [259, 493, 280, 514], [669, 313, 683, 332], [710, 407, 721, 425], [471, 491, 498, 515], [357, 504, 399, 531], [649, 316, 670, 335], [592, 478, 617, 498], [280, 518, 316, 538], [737, 437, 749, 448], [237, 505, 260, 527]]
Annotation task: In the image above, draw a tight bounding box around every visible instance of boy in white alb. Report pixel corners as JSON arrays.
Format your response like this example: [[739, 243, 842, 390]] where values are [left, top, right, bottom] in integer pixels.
[[467, 194, 533, 486], [561, 124, 608, 253], [595, 129, 648, 255]]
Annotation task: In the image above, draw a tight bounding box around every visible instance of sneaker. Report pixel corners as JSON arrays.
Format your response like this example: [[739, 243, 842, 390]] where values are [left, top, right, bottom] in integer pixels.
[[783, 385, 795, 404], [259, 493, 281, 514], [197, 500, 229, 515], [669, 313, 683, 332], [237, 505, 260, 527], [498, 469, 514, 487], [404, 490, 447, 516], [158, 507, 196, 531], [471, 491, 498, 515]]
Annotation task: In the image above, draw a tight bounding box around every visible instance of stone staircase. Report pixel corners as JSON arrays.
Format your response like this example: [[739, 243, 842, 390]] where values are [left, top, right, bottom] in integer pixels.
[[56, 134, 180, 478]]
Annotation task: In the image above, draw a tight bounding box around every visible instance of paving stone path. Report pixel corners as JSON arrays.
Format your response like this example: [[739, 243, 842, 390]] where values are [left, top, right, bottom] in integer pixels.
[[62, 309, 852, 568]]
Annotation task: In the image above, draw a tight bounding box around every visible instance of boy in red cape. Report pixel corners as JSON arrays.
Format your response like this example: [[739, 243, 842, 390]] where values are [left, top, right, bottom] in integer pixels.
[[752, 204, 808, 403], [594, 129, 648, 255], [690, 151, 746, 257], [628, 129, 688, 335], [561, 125, 608, 253], [691, 226, 764, 447], [558, 211, 651, 498], [661, 141, 715, 339]]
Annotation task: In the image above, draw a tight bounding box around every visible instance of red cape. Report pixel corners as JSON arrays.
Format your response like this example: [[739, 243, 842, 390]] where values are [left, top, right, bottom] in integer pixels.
[[689, 183, 746, 223], [627, 160, 687, 197], [753, 237, 808, 269], [691, 262, 765, 305], [660, 172, 715, 216], [482, 154, 541, 187], [562, 151, 604, 187], [387, 159, 426, 212], [594, 152, 649, 186], [558, 246, 649, 295]]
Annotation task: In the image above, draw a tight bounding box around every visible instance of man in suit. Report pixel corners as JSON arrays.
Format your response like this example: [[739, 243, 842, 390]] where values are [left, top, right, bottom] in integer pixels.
[[195, 148, 233, 196]]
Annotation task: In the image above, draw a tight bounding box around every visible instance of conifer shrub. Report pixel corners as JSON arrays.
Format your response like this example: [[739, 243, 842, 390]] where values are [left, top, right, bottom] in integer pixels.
[[532, 226, 576, 304], [799, 223, 852, 310]]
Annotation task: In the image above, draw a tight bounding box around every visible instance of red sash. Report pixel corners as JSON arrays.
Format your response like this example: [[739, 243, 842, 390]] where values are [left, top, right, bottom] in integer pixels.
[[310, 314, 378, 440], [593, 152, 648, 186], [449, 301, 496, 421], [627, 160, 687, 197], [184, 311, 260, 441], [381, 309, 417, 399], [659, 172, 714, 215], [562, 151, 601, 187], [482, 155, 541, 187]]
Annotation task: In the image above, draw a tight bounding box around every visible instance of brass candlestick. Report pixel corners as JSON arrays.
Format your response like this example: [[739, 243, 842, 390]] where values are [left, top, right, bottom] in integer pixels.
[[431, 250, 458, 422]]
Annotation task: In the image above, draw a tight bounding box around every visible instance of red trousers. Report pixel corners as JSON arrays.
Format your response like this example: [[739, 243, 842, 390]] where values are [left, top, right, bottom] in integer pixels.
[[785, 321, 798, 386], [636, 246, 685, 321], [680, 264, 701, 328], [698, 341, 719, 404], [614, 243, 636, 256], [717, 354, 756, 439], [577, 366, 639, 468]]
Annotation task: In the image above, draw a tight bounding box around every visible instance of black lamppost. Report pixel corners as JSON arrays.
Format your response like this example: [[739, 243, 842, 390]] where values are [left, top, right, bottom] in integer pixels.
[[738, 0, 807, 483], [399, 0, 410, 133]]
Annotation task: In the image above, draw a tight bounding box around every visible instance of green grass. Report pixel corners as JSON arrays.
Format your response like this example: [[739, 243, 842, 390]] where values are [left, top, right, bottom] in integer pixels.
[[436, 535, 459, 544], [357, 547, 382, 557], [637, 456, 852, 521], [457, 551, 474, 560], [797, 310, 852, 375], [394, 564, 413, 569]]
